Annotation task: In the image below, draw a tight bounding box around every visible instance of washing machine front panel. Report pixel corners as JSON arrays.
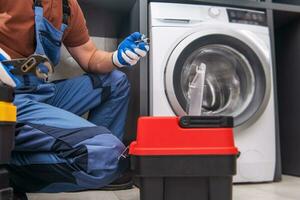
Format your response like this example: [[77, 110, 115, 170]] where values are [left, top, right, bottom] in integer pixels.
[[164, 28, 271, 127]]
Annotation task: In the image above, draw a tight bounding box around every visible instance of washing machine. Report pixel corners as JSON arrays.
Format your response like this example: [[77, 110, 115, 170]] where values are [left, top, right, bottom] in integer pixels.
[[149, 2, 277, 183]]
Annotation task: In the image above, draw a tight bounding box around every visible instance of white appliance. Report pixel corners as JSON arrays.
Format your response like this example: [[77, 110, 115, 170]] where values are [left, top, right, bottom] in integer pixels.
[[150, 2, 276, 183]]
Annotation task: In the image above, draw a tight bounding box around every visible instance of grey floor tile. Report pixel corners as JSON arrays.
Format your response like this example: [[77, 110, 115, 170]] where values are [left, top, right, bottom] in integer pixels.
[[233, 175, 300, 200], [28, 191, 119, 200], [28, 175, 300, 200], [114, 188, 139, 200], [234, 184, 295, 200], [282, 175, 300, 184], [243, 176, 300, 200]]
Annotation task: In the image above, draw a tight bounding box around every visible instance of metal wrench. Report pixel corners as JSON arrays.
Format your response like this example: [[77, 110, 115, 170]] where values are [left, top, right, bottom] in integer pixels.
[[1, 54, 54, 80]]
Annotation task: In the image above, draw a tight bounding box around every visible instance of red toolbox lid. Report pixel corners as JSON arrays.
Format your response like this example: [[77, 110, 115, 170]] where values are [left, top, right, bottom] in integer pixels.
[[129, 117, 238, 156]]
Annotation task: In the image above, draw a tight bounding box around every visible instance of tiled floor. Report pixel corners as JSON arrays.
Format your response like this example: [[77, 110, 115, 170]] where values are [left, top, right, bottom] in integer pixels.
[[28, 176, 300, 200]]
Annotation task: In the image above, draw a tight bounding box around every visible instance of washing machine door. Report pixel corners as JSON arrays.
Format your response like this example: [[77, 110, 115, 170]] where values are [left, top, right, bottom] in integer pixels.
[[165, 29, 271, 127]]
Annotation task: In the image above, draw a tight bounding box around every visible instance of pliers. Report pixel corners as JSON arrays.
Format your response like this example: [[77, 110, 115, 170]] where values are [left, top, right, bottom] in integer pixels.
[[135, 35, 150, 44], [1, 54, 54, 81]]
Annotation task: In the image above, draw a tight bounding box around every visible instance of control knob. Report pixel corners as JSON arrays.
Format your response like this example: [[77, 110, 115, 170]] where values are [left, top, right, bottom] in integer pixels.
[[209, 7, 221, 18]]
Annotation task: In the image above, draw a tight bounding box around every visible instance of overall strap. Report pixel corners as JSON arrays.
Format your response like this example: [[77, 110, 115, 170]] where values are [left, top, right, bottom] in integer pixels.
[[62, 0, 70, 25], [33, 0, 70, 30], [61, 0, 70, 31], [34, 0, 45, 55], [34, 0, 42, 7]]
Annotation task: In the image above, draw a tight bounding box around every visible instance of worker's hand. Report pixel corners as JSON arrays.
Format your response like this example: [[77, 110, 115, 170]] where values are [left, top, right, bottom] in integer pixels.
[[112, 32, 149, 68]]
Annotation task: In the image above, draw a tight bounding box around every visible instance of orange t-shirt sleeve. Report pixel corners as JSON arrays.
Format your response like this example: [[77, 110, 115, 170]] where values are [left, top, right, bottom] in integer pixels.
[[63, 0, 90, 47]]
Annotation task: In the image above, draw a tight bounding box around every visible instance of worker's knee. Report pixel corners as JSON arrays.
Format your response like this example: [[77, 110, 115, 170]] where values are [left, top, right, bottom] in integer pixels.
[[72, 133, 126, 189], [112, 71, 130, 98], [88, 132, 126, 168], [87, 70, 130, 91], [111, 70, 129, 86]]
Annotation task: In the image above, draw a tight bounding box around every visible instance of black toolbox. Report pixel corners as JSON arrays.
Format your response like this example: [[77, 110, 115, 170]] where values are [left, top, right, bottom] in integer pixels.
[[0, 85, 16, 200], [130, 116, 238, 200]]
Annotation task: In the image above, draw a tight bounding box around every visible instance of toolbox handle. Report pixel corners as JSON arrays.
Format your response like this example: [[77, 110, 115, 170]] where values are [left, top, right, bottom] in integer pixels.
[[179, 116, 234, 128]]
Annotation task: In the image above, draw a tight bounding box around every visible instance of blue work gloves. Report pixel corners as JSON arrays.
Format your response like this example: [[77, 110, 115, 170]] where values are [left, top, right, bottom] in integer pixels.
[[0, 48, 20, 88], [113, 32, 150, 68]]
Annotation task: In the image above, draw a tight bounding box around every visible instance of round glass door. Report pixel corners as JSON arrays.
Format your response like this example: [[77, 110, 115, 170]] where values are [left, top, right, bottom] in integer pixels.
[[165, 34, 270, 126], [181, 44, 255, 117]]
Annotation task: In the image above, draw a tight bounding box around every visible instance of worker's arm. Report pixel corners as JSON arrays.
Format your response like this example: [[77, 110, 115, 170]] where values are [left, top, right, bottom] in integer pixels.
[[67, 39, 114, 73], [67, 32, 149, 74]]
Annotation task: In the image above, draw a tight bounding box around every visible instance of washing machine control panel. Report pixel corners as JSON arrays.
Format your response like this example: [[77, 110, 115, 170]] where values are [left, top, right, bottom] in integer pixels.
[[227, 9, 267, 26]]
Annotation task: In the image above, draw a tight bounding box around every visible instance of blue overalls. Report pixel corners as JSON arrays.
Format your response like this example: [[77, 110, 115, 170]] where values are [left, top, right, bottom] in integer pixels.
[[8, 0, 130, 193]]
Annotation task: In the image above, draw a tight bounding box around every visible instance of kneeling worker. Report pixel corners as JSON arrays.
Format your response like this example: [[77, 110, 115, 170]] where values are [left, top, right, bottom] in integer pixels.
[[0, 0, 149, 194]]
